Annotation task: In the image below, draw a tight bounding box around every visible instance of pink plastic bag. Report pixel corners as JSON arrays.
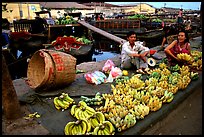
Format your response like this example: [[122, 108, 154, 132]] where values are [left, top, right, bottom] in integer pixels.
[[110, 66, 122, 79], [102, 59, 115, 73]]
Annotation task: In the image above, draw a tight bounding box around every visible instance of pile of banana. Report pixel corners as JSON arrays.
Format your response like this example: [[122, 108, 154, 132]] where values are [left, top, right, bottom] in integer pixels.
[[80, 92, 103, 106], [177, 53, 192, 62], [64, 119, 91, 135], [71, 101, 96, 120], [53, 93, 75, 110]]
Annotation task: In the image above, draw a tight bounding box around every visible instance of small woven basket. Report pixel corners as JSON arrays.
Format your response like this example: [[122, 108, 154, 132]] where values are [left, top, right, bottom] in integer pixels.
[[27, 49, 76, 91]]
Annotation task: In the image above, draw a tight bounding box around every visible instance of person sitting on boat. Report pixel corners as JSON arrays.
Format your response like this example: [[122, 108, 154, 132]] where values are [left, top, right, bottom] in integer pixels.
[[164, 30, 191, 66], [121, 31, 150, 74]]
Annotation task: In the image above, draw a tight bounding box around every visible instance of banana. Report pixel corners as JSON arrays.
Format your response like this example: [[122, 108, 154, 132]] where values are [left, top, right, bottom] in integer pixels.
[[82, 110, 91, 119], [90, 117, 99, 129], [80, 119, 87, 134], [64, 121, 75, 135], [78, 110, 86, 120], [97, 129, 103, 135], [84, 118, 92, 133], [74, 107, 82, 120], [85, 106, 96, 115], [103, 121, 115, 133], [64, 93, 74, 102], [70, 105, 77, 116], [95, 112, 105, 124], [93, 126, 100, 135], [103, 125, 111, 135], [79, 101, 88, 108], [71, 125, 77, 135], [57, 99, 66, 109], [53, 97, 61, 110]]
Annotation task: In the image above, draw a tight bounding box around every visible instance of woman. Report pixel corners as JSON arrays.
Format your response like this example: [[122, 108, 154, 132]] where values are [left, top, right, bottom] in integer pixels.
[[164, 30, 191, 66], [121, 31, 149, 73]]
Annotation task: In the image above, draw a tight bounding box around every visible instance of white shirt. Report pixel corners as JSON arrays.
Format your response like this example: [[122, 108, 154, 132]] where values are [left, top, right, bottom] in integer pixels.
[[121, 41, 149, 62]]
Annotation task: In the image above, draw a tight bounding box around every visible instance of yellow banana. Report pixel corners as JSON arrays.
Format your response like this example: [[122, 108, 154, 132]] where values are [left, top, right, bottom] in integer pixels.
[[70, 105, 77, 116], [90, 117, 99, 129], [64, 93, 74, 102], [53, 97, 61, 110], [57, 99, 66, 109], [80, 119, 87, 134], [78, 110, 86, 120], [95, 112, 105, 124], [79, 101, 88, 108], [103, 121, 115, 133], [85, 106, 96, 115], [83, 109, 92, 119], [71, 125, 77, 135], [97, 129, 103, 135], [102, 125, 111, 135], [93, 126, 100, 135], [62, 100, 70, 109], [82, 118, 91, 133], [77, 124, 83, 135], [75, 107, 82, 120], [64, 121, 75, 135]]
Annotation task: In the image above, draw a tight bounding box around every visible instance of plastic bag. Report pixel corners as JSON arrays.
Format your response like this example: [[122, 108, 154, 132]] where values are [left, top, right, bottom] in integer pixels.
[[102, 59, 115, 73], [110, 66, 123, 79]]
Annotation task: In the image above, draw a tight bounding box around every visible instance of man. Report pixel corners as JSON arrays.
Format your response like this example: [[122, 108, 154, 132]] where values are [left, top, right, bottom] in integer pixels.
[[121, 31, 149, 73]]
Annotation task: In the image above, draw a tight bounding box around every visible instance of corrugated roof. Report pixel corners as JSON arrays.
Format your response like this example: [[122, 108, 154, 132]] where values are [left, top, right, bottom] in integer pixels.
[[39, 2, 94, 9]]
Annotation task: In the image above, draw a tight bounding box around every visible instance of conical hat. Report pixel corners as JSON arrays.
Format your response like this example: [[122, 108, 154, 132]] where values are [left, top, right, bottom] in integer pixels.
[[147, 57, 156, 67]]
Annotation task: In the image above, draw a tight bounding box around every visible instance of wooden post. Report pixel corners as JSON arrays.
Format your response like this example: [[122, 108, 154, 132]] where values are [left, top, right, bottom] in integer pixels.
[[2, 54, 22, 119]]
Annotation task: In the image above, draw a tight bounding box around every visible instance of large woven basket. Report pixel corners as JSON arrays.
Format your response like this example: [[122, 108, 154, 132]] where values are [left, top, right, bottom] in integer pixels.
[[27, 49, 76, 91]]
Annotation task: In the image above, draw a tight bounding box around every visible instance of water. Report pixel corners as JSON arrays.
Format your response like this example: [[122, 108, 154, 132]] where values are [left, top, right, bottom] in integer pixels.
[[92, 51, 119, 62]]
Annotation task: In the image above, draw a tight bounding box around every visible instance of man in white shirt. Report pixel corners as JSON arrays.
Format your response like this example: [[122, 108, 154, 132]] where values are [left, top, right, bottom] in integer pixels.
[[121, 31, 149, 73]]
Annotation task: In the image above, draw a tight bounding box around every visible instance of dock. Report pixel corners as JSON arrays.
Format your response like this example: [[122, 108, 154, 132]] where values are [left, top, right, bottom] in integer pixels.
[[7, 39, 202, 135]]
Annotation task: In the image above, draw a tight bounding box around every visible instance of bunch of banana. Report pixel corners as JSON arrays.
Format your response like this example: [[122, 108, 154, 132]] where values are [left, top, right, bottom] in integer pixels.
[[64, 119, 91, 135], [80, 92, 103, 106], [128, 76, 145, 90], [157, 81, 169, 90], [159, 62, 167, 69], [160, 90, 174, 103], [179, 75, 191, 90], [147, 96, 162, 112], [53, 93, 75, 110], [118, 113, 136, 131], [87, 112, 105, 129], [177, 53, 192, 62], [71, 101, 96, 120], [145, 77, 159, 87], [168, 84, 179, 94], [146, 68, 162, 75], [115, 76, 129, 84], [141, 91, 152, 104], [92, 121, 115, 135], [190, 59, 202, 71], [180, 65, 190, 76], [153, 86, 165, 98], [132, 104, 149, 119]]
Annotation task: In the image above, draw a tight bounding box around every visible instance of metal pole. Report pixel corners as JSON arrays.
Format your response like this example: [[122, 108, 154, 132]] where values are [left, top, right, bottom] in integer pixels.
[[27, 2, 30, 19], [18, 2, 23, 19]]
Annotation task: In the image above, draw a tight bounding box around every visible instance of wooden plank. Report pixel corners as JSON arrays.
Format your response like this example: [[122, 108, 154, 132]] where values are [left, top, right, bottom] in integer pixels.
[[78, 20, 127, 45]]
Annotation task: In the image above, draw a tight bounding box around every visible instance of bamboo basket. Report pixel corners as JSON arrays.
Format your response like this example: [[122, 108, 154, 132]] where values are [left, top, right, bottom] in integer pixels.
[[27, 49, 76, 91]]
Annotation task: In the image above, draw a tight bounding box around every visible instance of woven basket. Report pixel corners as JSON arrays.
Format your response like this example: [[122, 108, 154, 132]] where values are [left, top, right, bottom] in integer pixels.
[[27, 49, 76, 90]]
